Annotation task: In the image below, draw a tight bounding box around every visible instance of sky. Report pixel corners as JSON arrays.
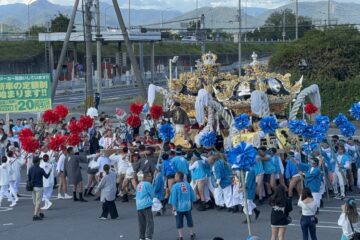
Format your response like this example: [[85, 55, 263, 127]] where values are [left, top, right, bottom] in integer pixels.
[[0, 0, 358, 12]]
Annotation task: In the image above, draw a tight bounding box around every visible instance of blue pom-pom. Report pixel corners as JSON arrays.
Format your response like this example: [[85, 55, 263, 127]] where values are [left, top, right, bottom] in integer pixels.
[[288, 120, 307, 135], [315, 115, 330, 130], [302, 141, 318, 154], [234, 113, 250, 131], [302, 125, 316, 139], [200, 131, 217, 148], [227, 141, 257, 171], [340, 122, 356, 138], [158, 123, 175, 142], [333, 113, 348, 127], [259, 116, 278, 134], [312, 124, 327, 142], [350, 102, 360, 121]]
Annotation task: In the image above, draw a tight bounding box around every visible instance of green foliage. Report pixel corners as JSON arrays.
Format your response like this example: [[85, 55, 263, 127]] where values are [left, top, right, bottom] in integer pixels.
[[247, 9, 313, 41], [268, 25, 360, 117], [51, 13, 70, 32], [0, 41, 43, 61], [29, 25, 46, 36]]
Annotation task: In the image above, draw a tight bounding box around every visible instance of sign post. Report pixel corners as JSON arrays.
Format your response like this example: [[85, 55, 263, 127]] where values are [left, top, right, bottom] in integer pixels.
[[0, 74, 52, 113]]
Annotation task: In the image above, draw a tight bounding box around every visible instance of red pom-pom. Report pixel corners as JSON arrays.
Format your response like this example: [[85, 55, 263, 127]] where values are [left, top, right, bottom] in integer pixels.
[[79, 115, 93, 130], [48, 134, 66, 151], [130, 102, 144, 115], [149, 105, 163, 120], [22, 137, 40, 153], [126, 115, 141, 128], [66, 134, 81, 146], [43, 109, 60, 124], [68, 119, 80, 134], [19, 128, 34, 142], [304, 103, 318, 115], [54, 104, 69, 120]]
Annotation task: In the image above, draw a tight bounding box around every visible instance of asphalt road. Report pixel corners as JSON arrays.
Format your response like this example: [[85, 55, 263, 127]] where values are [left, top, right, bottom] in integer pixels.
[[0, 166, 357, 240]]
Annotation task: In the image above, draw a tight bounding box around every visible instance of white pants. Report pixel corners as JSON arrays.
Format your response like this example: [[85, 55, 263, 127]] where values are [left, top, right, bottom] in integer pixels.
[[9, 180, 18, 198], [0, 185, 14, 202], [42, 186, 53, 201], [241, 199, 256, 215], [312, 192, 321, 208], [214, 185, 233, 208], [332, 170, 345, 196], [231, 183, 243, 207]]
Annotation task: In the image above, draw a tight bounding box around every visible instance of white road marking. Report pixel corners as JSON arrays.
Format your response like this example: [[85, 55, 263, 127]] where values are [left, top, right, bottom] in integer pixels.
[[289, 223, 341, 229], [0, 207, 13, 212]]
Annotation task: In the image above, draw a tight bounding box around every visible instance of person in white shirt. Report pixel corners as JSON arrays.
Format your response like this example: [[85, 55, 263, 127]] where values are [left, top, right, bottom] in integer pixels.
[[109, 147, 131, 197], [56, 149, 72, 199], [143, 115, 154, 133], [99, 129, 113, 149], [40, 154, 54, 210], [298, 187, 318, 240], [8, 150, 25, 202], [85, 152, 100, 196], [0, 156, 17, 207], [338, 198, 360, 240]]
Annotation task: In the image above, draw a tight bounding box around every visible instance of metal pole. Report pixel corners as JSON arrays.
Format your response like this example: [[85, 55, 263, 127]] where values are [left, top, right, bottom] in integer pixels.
[[139, 42, 144, 81], [200, 14, 205, 54], [240, 170, 252, 235], [51, 0, 80, 103], [169, 59, 172, 81], [151, 42, 155, 82], [85, 0, 94, 109], [112, 0, 147, 98], [95, 0, 102, 94], [128, 0, 131, 28], [238, 0, 242, 76], [295, 0, 298, 40], [328, 0, 330, 26], [282, 10, 286, 42]]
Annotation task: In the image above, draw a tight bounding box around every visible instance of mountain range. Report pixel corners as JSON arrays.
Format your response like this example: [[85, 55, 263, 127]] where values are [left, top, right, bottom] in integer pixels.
[[0, 0, 359, 32]]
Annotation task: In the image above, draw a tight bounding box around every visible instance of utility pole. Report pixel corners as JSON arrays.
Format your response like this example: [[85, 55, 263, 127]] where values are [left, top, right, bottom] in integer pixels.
[[51, 0, 80, 103], [327, 0, 331, 26], [200, 14, 205, 54], [282, 10, 286, 42], [112, 0, 147, 98], [238, 0, 242, 76], [295, 0, 298, 40], [85, 0, 94, 109], [95, 0, 102, 94]]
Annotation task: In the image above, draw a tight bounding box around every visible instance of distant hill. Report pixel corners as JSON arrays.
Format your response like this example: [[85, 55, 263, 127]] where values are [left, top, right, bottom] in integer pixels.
[[258, 1, 360, 25], [0, 0, 182, 31], [0, 0, 359, 32]]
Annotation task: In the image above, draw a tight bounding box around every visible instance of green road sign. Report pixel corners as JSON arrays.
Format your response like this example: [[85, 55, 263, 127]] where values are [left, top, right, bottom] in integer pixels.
[[0, 74, 52, 113]]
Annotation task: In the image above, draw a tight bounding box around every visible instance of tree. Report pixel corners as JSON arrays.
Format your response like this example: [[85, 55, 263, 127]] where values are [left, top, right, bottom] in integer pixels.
[[29, 25, 46, 36], [247, 9, 313, 41], [268, 25, 360, 117], [51, 13, 70, 32]]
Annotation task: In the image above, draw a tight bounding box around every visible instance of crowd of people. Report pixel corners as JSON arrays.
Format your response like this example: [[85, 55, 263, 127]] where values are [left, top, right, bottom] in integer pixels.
[[1, 111, 360, 240]]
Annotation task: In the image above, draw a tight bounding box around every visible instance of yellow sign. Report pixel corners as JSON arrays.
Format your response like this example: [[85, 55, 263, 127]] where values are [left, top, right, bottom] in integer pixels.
[[0, 74, 52, 113]]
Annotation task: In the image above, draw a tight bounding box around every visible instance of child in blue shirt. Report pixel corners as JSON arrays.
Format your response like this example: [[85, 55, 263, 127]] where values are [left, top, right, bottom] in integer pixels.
[[136, 173, 155, 240], [169, 171, 196, 240]]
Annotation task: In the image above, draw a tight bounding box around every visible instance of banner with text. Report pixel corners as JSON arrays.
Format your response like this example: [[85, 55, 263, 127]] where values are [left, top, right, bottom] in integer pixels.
[[0, 74, 52, 113]]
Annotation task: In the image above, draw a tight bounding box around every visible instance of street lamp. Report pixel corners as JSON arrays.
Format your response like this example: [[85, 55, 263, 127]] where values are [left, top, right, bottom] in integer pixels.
[[104, 6, 114, 29], [128, 0, 131, 29], [161, 8, 172, 28], [27, 0, 35, 35], [169, 56, 179, 81]]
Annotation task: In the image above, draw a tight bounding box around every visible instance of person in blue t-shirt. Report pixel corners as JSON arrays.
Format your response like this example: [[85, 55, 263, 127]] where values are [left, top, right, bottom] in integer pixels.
[[169, 171, 196, 240], [161, 153, 176, 207], [136, 173, 154, 240], [171, 148, 189, 177], [153, 165, 165, 216]]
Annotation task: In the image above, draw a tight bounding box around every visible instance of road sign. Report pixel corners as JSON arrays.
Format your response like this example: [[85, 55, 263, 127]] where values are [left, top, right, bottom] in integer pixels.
[[0, 74, 52, 113]]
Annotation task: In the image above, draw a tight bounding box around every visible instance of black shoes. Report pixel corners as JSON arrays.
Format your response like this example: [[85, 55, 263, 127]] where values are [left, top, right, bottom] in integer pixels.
[[73, 192, 79, 202], [79, 193, 88, 202], [197, 202, 206, 211], [33, 215, 42, 221], [254, 208, 260, 220], [190, 234, 196, 240]]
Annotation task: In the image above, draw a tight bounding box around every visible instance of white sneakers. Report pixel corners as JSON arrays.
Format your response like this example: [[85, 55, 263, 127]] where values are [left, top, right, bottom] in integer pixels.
[[41, 200, 53, 210], [9, 201, 17, 208], [57, 193, 72, 199], [64, 193, 72, 199]]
